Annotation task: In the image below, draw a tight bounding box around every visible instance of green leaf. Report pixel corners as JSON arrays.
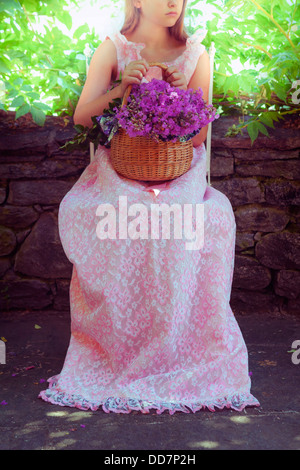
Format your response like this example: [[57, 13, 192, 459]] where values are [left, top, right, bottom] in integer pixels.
[[59, 10, 72, 30], [13, 77, 23, 86], [73, 23, 90, 40], [32, 101, 51, 111], [0, 58, 10, 74], [272, 81, 288, 101], [21, 84, 33, 92], [247, 121, 259, 144], [11, 95, 24, 107], [256, 121, 269, 137], [223, 75, 240, 97], [30, 105, 46, 126], [0, 0, 22, 13], [27, 91, 40, 100], [15, 102, 30, 119], [259, 112, 275, 128], [7, 87, 18, 99]]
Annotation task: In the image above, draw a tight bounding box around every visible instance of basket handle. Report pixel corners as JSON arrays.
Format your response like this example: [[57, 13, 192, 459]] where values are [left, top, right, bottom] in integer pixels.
[[121, 62, 168, 108]]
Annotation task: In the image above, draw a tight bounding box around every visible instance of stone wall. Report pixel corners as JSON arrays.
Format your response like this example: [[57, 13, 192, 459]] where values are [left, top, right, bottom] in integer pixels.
[[0, 110, 299, 317]]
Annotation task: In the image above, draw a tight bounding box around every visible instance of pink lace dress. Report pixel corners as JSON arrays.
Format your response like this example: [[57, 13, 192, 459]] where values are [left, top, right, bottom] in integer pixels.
[[39, 30, 260, 414]]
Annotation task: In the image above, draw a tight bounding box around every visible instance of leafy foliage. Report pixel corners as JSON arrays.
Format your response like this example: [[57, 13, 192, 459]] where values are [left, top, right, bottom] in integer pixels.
[[60, 97, 122, 152], [0, 0, 99, 125], [201, 0, 300, 142], [0, 0, 299, 143]]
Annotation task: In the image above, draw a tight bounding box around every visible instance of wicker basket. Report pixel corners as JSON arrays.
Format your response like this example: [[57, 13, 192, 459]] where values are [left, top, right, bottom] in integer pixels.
[[110, 62, 193, 182]]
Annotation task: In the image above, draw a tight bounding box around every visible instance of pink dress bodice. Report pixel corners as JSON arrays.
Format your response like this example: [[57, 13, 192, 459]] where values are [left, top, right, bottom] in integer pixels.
[[105, 29, 207, 86]]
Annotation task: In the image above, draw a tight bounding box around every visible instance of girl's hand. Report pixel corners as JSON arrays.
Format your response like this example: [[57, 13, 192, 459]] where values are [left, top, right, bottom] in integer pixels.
[[120, 59, 150, 95], [163, 66, 188, 90]]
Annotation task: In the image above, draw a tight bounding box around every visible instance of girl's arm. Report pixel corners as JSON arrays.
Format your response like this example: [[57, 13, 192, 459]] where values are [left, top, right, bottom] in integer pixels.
[[187, 50, 211, 148], [73, 39, 121, 128]]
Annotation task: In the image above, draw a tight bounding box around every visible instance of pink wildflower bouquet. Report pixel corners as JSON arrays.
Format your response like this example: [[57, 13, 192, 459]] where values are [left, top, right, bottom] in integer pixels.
[[113, 78, 219, 143]]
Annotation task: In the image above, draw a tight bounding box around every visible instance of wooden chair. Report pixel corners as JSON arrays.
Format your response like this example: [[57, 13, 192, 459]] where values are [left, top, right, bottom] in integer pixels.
[[206, 41, 216, 187], [84, 44, 96, 163], [84, 41, 216, 186]]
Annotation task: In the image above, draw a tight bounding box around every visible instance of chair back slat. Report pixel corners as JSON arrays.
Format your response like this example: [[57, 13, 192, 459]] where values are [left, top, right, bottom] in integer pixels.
[[206, 41, 216, 187]]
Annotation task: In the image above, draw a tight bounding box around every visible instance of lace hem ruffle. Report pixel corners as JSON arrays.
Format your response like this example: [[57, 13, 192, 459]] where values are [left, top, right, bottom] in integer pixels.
[[39, 375, 260, 415]]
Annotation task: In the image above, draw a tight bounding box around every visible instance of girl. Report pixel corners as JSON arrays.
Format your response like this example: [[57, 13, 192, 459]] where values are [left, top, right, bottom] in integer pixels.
[[39, 0, 260, 414]]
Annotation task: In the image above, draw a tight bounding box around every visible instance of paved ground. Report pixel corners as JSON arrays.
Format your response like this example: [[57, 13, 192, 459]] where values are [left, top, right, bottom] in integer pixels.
[[0, 311, 300, 451]]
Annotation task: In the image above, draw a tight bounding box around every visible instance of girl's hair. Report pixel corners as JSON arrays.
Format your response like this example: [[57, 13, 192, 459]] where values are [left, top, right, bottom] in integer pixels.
[[120, 0, 189, 43]]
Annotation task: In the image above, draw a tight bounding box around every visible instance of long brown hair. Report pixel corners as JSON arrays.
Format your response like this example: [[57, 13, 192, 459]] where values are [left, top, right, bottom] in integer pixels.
[[120, 0, 189, 43]]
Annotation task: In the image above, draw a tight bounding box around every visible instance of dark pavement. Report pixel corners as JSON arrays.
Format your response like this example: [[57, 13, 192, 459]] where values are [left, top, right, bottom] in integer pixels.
[[0, 311, 300, 451]]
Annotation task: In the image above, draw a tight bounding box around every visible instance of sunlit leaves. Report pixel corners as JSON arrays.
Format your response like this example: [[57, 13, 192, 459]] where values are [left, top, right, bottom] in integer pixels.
[[57, 9, 73, 30], [0, 0, 22, 14], [73, 23, 90, 39], [15, 102, 30, 118], [0, 0, 299, 141], [30, 104, 46, 125], [0, 58, 10, 73], [0, 0, 98, 125], [204, 0, 300, 142]]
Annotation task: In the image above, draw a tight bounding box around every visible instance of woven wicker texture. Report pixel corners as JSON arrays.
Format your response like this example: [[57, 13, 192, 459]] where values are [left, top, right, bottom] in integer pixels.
[[110, 62, 194, 182]]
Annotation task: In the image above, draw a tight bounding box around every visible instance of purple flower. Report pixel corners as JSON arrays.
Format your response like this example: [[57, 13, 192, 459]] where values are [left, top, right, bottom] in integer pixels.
[[114, 78, 219, 143]]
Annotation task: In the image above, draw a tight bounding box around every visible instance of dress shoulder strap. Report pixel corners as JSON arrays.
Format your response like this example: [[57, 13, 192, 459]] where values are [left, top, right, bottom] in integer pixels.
[[104, 30, 145, 82], [182, 29, 207, 84]]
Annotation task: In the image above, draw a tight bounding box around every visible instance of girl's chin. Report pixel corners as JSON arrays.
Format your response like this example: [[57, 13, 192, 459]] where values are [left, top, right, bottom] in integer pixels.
[[165, 14, 179, 22]]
